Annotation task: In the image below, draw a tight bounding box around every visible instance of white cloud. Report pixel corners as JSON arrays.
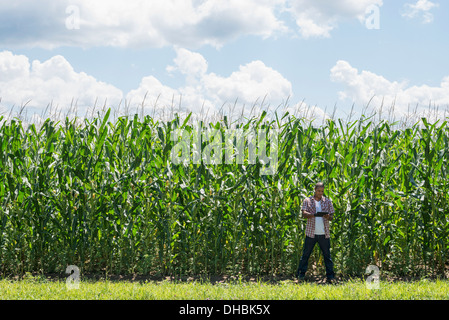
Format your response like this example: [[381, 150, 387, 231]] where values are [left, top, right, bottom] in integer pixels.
[[278, 101, 331, 127], [0, 51, 30, 81], [286, 0, 383, 38], [0, 0, 389, 49], [126, 74, 217, 120], [0, 0, 286, 49], [167, 47, 208, 81], [128, 48, 293, 120], [0, 49, 294, 123], [0, 51, 123, 120], [402, 0, 439, 24], [330, 60, 449, 121], [203, 61, 292, 106]]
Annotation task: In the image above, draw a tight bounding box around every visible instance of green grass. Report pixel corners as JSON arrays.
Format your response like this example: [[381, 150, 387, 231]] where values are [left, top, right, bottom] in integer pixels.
[[1, 278, 448, 300]]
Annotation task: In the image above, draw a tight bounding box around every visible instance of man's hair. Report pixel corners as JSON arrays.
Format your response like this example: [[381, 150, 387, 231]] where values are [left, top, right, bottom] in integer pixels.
[[315, 182, 325, 190]]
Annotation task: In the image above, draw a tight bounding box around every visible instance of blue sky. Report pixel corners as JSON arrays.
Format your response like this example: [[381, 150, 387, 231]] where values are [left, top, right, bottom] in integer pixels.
[[0, 0, 448, 124]]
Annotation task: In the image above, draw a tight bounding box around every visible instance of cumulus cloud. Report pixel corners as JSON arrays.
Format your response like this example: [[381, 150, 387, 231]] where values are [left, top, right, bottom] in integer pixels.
[[166, 47, 208, 82], [0, 0, 286, 49], [0, 51, 123, 120], [286, 0, 383, 38], [203, 61, 292, 106], [402, 0, 439, 24], [330, 60, 449, 121], [0, 0, 390, 49], [128, 48, 293, 120], [0, 51, 30, 81], [0, 49, 293, 123]]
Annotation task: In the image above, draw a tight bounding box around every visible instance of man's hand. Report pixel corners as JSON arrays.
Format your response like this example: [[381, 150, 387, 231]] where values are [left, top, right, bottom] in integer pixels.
[[302, 210, 315, 219]]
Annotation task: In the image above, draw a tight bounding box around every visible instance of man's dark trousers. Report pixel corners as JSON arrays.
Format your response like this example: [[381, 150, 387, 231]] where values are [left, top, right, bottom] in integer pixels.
[[296, 235, 335, 279]]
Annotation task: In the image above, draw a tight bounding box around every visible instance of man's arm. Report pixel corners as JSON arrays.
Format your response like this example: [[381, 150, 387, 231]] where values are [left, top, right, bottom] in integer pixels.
[[301, 198, 315, 219], [324, 200, 335, 221], [302, 209, 315, 219]]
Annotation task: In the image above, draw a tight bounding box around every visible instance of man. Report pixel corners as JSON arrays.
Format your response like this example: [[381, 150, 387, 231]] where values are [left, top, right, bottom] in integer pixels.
[[296, 182, 335, 283]]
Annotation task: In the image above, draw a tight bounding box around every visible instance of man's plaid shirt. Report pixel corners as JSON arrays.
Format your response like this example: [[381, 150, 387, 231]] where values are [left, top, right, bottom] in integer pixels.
[[301, 196, 335, 239]]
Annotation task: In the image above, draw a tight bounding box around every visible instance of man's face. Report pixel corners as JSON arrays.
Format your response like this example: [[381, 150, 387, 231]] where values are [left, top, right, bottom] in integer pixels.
[[315, 187, 324, 199]]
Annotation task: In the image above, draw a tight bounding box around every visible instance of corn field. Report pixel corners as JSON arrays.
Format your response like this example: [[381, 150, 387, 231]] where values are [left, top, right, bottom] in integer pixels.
[[0, 108, 448, 278]]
